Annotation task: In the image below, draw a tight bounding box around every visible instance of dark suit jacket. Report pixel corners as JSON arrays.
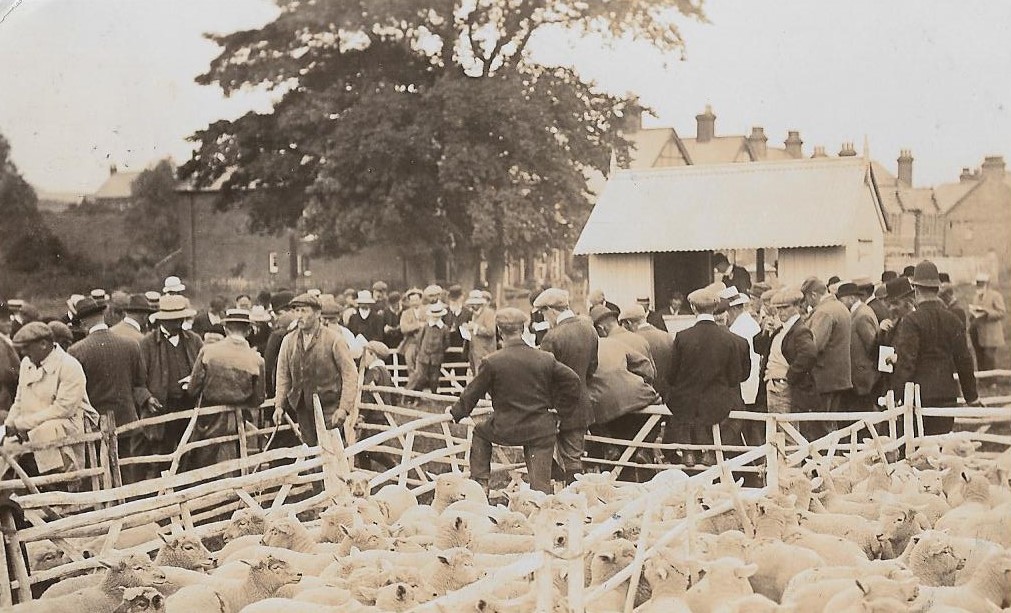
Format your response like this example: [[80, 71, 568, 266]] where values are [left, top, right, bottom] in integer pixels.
[[867, 297, 890, 326], [666, 320, 749, 426], [806, 295, 853, 393], [892, 300, 978, 404], [780, 320, 821, 410], [540, 315, 598, 430], [191, 311, 225, 340], [634, 324, 674, 399], [451, 338, 581, 446], [68, 329, 147, 426], [850, 302, 880, 395], [645, 310, 668, 332], [138, 330, 204, 407], [347, 309, 387, 342], [722, 265, 752, 294], [588, 338, 659, 424]]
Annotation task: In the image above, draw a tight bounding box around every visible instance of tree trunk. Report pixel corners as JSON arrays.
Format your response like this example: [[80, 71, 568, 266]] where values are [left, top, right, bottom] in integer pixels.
[[485, 248, 506, 307]]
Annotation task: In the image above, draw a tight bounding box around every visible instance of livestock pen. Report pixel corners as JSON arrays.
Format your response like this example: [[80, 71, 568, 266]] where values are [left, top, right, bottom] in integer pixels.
[[0, 369, 1008, 609]]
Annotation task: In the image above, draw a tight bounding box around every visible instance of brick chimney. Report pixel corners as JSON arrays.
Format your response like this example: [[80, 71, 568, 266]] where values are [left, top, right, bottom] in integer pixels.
[[695, 105, 716, 143], [981, 155, 1006, 180], [811, 146, 827, 158], [839, 142, 857, 157], [960, 167, 979, 183], [784, 131, 803, 158], [897, 149, 913, 185], [748, 127, 768, 159]]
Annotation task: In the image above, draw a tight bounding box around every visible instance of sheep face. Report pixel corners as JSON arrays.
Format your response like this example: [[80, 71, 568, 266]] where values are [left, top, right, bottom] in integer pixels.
[[247, 555, 302, 591], [489, 511, 534, 536], [374, 582, 423, 612], [222, 508, 266, 543], [342, 471, 372, 498], [261, 515, 306, 548], [506, 489, 544, 517], [155, 533, 215, 570], [643, 551, 699, 593], [435, 474, 470, 505], [114, 586, 165, 613], [590, 538, 636, 585], [878, 505, 927, 545], [27, 540, 69, 572], [338, 522, 394, 552], [99, 553, 168, 591]]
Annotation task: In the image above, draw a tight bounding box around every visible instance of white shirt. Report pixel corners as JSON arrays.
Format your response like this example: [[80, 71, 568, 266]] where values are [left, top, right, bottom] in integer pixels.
[[207, 312, 221, 326], [159, 326, 181, 347], [358, 307, 372, 319], [696, 314, 716, 323], [849, 299, 863, 314], [88, 323, 109, 334], [766, 314, 801, 381], [428, 320, 445, 329], [556, 309, 575, 324], [122, 317, 141, 332]]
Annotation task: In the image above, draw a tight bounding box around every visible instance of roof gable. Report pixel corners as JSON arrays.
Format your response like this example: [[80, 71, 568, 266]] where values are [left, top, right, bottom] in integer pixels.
[[92, 171, 142, 200], [934, 180, 980, 213], [574, 158, 884, 255]]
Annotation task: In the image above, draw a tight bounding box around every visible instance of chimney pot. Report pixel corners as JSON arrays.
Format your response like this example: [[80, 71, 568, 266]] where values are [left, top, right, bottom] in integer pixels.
[[981, 155, 1006, 179], [812, 146, 827, 158], [960, 167, 977, 182], [109, 164, 118, 175], [695, 105, 716, 143], [839, 142, 857, 157], [748, 126, 768, 159], [897, 149, 914, 185], [784, 130, 803, 158]]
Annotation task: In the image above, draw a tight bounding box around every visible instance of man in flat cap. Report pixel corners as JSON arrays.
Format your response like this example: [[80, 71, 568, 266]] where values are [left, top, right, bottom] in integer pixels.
[[835, 282, 879, 410], [5, 322, 98, 481], [449, 308, 581, 493], [892, 261, 979, 435], [800, 276, 852, 438], [757, 289, 819, 415], [619, 304, 673, 400], [663, 287, 750, 465], [68, 297, 149, 482], [635, 296, 668, 333], [969, 272, 1005, 372], [536, 287, 598, 484], [460, 290, 497, 376], [274, 293, 358, 447]]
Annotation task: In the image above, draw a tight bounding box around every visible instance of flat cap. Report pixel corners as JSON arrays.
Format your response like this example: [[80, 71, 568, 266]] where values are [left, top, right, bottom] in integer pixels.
[[73, 297, 106, 319], [288, 293, 322, 310], [618, 304, 646, 322], [800, 276, 826, 294], [12, 321, 54, 345], [371, 281, 388, 292], [589, 304, 618, 324], [495, 307, 528, 328], [748, 282, 772, 299], [770, 288, 805, 307], [532, 287, 569, 310], [423, 284, 443, 297], [687, 287, 719, 309], [760, 288, 777, 302], [48, 321, 74, 345], [364, 340, 391, 359], [269, 290, 295, 311]]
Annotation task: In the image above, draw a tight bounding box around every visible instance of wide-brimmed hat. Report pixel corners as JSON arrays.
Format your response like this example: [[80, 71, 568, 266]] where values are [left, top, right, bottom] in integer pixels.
[[151, 295, 197, 320], [911, 260, 941, 288], [465, 289, 488, 306], [356, 290, 376, 305], [885, 277, 914, 301], [66, 294, 85, 313], [162, 276, 186, 294], [73, 297, 107, 319], [249, 305, 272, 322], [124, 294, 156, 313], [427, 302, 448, 317], [222, 309, 252, 325]]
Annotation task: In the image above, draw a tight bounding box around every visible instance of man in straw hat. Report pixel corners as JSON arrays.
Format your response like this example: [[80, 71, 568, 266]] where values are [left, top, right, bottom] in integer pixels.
[[448, 307, 581, 493], [462, 289, 497, 376], [274, 293, 357, 447], [892, 261, 979, 435], [662, 286, 750, 466], [187, 309, 266, 468], [347, 290, 385, 342], [4, 322, 98, 482], [136, 295, 203, 475], [969, 272, 1006, 372], [407, 302, 451, 393]]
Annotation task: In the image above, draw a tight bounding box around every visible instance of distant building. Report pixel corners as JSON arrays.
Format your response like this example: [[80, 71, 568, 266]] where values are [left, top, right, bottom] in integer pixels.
[[85, 165, 143, 211], [937, 155, 1011, 264], [872, 151, 945, 259]]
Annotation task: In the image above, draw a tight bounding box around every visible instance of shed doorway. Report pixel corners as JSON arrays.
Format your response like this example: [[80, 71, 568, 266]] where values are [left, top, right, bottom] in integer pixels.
[[652, 251, 711, 310]]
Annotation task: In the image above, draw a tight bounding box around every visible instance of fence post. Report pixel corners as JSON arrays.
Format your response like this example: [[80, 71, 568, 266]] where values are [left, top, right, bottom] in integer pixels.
[[903, 382, 916, 457], [313, 394, 350, 497], [102, 413, 123, 494], [0, 509, 31, 605], [764, 415, 780, 491], [234, 407, 249, 476]]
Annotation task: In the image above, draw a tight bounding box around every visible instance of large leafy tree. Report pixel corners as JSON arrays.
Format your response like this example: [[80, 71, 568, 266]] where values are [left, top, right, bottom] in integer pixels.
[[0, 134, 66, 272], [182, 0, 704, 285], [125, 159, 180, 259]]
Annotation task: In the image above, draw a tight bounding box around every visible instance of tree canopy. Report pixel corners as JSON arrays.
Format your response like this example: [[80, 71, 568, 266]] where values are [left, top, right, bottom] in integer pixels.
[[0, 134, 66, 273], [125, 159, 180, 259], [182, 0, 705, 283]]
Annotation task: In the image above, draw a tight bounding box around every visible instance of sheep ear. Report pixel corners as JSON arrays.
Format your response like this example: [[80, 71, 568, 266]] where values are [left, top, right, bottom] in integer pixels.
[[855, 579, 870, 595], [488, 516, 499, 525], [437, 554, 450, 565], [734, 563, 759, 579], [238, 559, 253, 566], [338, 524, 352, 538], [454, 516, 465, 530]]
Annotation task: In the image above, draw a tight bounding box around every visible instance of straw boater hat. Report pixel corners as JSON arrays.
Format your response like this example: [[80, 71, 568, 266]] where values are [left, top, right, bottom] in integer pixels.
[[356, 290, 376, 305], [144, 291, 161, 309], [221, 309, 252, 325], [427, 302, 448, 318], [151, 295, 197, 321], [249, 305, 272, 323], [90, 288, 108, 305], [464, 289, 487, 306]]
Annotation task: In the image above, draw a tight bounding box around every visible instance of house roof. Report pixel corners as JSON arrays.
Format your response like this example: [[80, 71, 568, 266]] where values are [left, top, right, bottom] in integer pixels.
[[573, 157, 885, 255], [92, 171, 142, 200], [680, 136, 752, 165], [934, 181, 979, 213], [626, 128, 680, 169], [897, 187, 938, 213]]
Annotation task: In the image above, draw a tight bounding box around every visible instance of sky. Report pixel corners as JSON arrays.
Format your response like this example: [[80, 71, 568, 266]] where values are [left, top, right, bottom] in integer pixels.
[[0, 0, 1009, 195]]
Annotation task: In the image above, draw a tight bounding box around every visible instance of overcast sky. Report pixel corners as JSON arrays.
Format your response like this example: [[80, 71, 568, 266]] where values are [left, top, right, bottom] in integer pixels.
[[1, 0, 1008, 194]]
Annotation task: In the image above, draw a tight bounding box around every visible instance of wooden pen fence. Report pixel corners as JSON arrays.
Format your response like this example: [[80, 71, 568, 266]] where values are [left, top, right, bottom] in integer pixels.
[[0, 369, 1009, 607]]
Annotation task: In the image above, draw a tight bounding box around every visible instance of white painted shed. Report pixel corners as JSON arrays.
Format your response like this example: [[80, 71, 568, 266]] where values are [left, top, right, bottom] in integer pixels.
[[572, 157, 887, 308]]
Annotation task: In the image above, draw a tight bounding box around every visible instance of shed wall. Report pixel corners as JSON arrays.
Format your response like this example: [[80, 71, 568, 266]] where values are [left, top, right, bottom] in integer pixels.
[[587, 254, 653, 308], [777, 247, 847, 286]]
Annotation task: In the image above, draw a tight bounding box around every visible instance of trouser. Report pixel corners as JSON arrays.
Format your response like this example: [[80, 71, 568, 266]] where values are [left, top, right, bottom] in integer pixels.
[[766, 379, 793, 414], [843, 389, 876, 411], [920, 397, 956, 437], [555, 428, 586, 480], [182, 406, 240, 473], [294, 395, 338, 447], [402, 343, 419, 379], [407, 363, 441, 394], [587, 414, 659, 481], [685, 420, 745, 465], [470, 432, 554, 494], [974, 346, 997, 372], [802, 390, 847, 441]]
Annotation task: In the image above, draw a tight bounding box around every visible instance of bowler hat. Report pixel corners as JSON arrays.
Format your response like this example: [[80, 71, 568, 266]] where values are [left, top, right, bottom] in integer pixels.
[[532, 288, 568, 310], [589, 304, 617, 324], [885, 277, 914, 301], [835, 283, 863, 298], [151, 295, 197, 321], [881, 271, 898, 283], [249, 305, 272, 322], [124, 294, 156, 313], [12, 321, 53, 345], [270, 290, 295, 311], [73, 297, 107, 319], [910, 260, 941, 288], [618, 304, 647, 322]]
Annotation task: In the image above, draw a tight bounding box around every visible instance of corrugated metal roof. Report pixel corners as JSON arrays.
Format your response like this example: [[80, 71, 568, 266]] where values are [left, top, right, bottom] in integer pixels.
[[573, 157, 882, 255]]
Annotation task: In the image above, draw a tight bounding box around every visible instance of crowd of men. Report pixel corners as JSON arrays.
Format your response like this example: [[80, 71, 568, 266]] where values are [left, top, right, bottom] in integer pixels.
[[0, 260, 1005, 494]]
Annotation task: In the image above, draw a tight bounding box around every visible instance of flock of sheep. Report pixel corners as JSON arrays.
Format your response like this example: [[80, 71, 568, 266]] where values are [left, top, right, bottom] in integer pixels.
[[7, 432, 1011, 612]]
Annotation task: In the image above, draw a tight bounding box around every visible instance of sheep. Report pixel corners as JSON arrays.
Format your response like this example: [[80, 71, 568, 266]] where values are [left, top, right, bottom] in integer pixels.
[[899, 530, 965, 586], [318, 496, 388, 542], [505, 488, 546, 517], [781, 561, 914, 603], [26, 540, 71, 572], [340, 470, 373, 498], [876, 503, 930, 557], [371, 581, 434, 611], [706, 530, 824, 603], [941, 501, 1011, 548], [217, 534, 265, 562], [488, 510, 534, 536], [164, 555, 301, 613], [390, 504, 440, 539], [219, 545, 334, 577], [935, 473, 993, 530], [334, 520, 395, 556], [372, 483, 418, 522], [683, 557, 758, 613], [902, 530, 1004, 585], [221, 508, 268, 544], [711, 594, 782, 613], [260, 514, 327, 554], [432, 473, 488, 513], [749, 497, 869, 566], [22, 554, 168, 612], [423, 547, 481, 596], [434, 512, 475, 549], [154, 533, 215, 571], [237, 598, 343, 613], [819, 576, 920, 612], [586, 538, 650, 612], [912, 553, 1011, 612], [80, 523, 163, 559], [797, 510, 884, 559], [112, 586, 166, 613], [637, 550, 699, 613]]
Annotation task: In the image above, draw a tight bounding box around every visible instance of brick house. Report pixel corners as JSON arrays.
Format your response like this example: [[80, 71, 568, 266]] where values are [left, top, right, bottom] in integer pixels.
[[938, 155, 1011, 265]]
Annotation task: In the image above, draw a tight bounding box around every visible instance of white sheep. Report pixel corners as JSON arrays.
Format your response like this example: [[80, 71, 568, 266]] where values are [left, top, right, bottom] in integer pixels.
[[318, 497, 387, 542], [334, 520, 395, 556], [797, 510, 883, 559], [711, 594, 782, 613], [706, 530, 824, 603], [940, 501, 1011, 548], [20, 554, 168, 612], [912, 552, 1011, 612], [390, 504, 440, 539], [423, 547, 481, 596], [432, 473, 488, 513], [488, 510, 533, 536], [26, 540, 71, 573], [372, 484, 419, 522], [154, 533, 215, 571], [340, 470, 373, 498], [586, 538, 651, 612], [221, 508, 268, 544], [260, 514, 330, 554], [819, 576, 920, 612], [164, 555, 301, 613], [505, 488, 546, 518], [237, 598, 343, 613], [80, 523, 163, 559], [683, 557, 758, 613], [112, 586, 166, 613], [898, 529, 965, 587]]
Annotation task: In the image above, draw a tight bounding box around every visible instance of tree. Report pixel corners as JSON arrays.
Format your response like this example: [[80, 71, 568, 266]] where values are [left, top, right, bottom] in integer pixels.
[[0, 134, 66, 272], [124, 159, 181, 259], [182, 0, 705, 286]]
